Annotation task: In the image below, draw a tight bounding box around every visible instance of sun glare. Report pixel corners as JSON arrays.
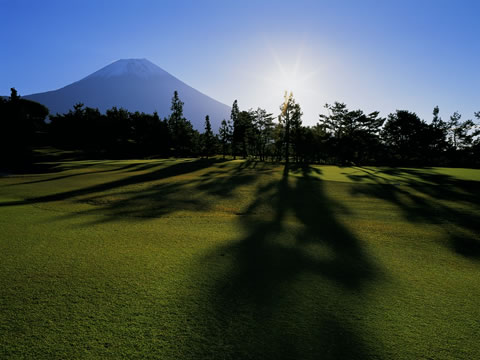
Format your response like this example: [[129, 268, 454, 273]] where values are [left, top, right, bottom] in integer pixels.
[[262, 43, 319, 101]]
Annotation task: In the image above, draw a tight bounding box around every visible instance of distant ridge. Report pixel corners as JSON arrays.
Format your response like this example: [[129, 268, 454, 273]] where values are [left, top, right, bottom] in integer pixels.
[[24, 59, 231, 131]]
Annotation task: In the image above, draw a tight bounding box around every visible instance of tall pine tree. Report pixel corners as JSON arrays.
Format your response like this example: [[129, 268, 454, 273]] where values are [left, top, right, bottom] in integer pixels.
[[168, 90, 194, 157], [203, 115, 215, 158], [219, 119, 231, 159], [278, 92, 302, 163], [231, 100, 240, 159]]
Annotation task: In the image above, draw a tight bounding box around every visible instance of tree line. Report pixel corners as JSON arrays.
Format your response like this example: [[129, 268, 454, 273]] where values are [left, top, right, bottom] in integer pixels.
[[1, 87, 479, 168]]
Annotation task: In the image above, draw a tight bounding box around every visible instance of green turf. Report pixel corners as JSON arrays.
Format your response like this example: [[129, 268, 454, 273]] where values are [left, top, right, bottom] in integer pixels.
[[1, 158, 479, 359]]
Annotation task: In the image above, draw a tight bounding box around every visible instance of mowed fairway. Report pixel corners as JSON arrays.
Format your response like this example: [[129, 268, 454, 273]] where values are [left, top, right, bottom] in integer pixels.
[[1, 158, 479, 359]]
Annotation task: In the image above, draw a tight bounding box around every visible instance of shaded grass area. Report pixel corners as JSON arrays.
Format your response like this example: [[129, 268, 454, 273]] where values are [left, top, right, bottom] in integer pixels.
[[0, 159, 479, 359]]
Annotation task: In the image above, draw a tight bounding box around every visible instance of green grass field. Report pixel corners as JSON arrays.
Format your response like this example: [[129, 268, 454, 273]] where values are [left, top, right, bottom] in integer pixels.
[[1, 157, 479, 359]]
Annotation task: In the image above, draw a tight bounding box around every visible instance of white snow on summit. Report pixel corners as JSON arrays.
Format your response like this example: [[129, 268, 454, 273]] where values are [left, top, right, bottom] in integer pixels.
[[25, 58, 231, 131], [85, 58, 168, 79]]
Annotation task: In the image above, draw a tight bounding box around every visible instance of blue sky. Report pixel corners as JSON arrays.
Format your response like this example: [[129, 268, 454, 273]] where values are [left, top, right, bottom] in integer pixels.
[[1, 0, 479, 126]]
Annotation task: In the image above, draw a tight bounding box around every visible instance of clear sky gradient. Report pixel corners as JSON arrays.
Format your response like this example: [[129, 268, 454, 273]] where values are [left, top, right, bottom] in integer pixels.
[[1, 0, 479, 126]]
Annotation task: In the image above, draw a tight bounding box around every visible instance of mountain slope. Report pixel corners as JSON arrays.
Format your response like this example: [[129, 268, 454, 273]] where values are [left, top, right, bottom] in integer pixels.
[[24, 59, 231, 131]]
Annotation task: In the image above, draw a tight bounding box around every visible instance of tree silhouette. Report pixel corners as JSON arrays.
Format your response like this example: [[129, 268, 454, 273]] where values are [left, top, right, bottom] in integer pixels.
[[252, 108, 274, 161], [219, 119, 231, 159], [318, 102, 384, 164], [167, 91, 195, 157], [3, 84, 480, 167], [0, 88, 48, 168], [231, 100, 240, 160], [202, 115, 215, 158], [237, 110, 253, 158], [381, 110, 430, 165], [279, 92, 302, 163], [447, 111, 477, 150], [424, 106, 449, 162]]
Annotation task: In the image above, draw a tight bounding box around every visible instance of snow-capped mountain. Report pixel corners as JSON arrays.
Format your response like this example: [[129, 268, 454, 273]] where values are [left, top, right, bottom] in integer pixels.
[[85, 58, 169, 79], [24, 59, 231, 131]]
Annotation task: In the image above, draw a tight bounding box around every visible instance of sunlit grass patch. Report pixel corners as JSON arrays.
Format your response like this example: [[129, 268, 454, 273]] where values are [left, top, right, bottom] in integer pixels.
[[1, 159, 479, 359]]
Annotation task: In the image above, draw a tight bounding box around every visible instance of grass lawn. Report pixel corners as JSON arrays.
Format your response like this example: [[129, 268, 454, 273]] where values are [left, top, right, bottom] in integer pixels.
[[1, 157, 479, 359]]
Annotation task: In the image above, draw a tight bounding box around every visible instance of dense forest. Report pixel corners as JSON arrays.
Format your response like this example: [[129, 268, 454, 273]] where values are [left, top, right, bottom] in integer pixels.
[[1, 88, 479, 168]]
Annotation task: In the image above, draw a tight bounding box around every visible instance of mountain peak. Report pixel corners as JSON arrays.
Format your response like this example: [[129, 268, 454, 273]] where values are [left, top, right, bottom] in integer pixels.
[[85, 58, 168, 80], [25, 58, 231, 131]]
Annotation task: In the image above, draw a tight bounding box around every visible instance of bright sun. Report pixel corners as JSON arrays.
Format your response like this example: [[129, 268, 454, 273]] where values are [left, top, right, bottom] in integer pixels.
[[264, 44, 319, 98]]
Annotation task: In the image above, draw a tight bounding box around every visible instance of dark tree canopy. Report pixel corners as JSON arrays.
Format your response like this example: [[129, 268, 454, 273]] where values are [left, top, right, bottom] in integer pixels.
[[0, 88, 49, 167], [2, 85, 479, 169], [231, 99, 240, 159], [167, 91, 197, 157], [318, 102, 384, 164], [202, 115, 215, 158], [278, 92, 302, 163], [218, 119, 231, 159], [381, 110, 431, 165]]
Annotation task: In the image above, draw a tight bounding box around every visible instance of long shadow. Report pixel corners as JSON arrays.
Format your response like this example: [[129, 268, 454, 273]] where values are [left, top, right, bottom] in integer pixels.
[[196, 160, 276, 198], [186, 164, 381, 359], [3, 162, 146, 186], [3, 159, 384, 357], [0, 158, 226, 208], [1, 148, 116, 175], [349, 167, 480, 259], [63, 180, 207, 222], [218, 163, 378, 287], [31, 159, 269, 225], [79, 160, 275, 223], [0, 159, 101, 176]]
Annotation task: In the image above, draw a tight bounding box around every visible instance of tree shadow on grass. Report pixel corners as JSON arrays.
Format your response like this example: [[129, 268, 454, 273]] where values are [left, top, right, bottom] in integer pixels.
[[0, 159, 225, 209], [186, 164, 382, 359], [69, 160, 276, 224], [195, 160, 276, 198], [72, 159, 271, 223], [348, 167, 480, 259], [3, 162, 147, 186], [2, 159, 384, 358], [2, 158, 275, 226], [42, 161, 380, 358], [1, 148, 122, 175]]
